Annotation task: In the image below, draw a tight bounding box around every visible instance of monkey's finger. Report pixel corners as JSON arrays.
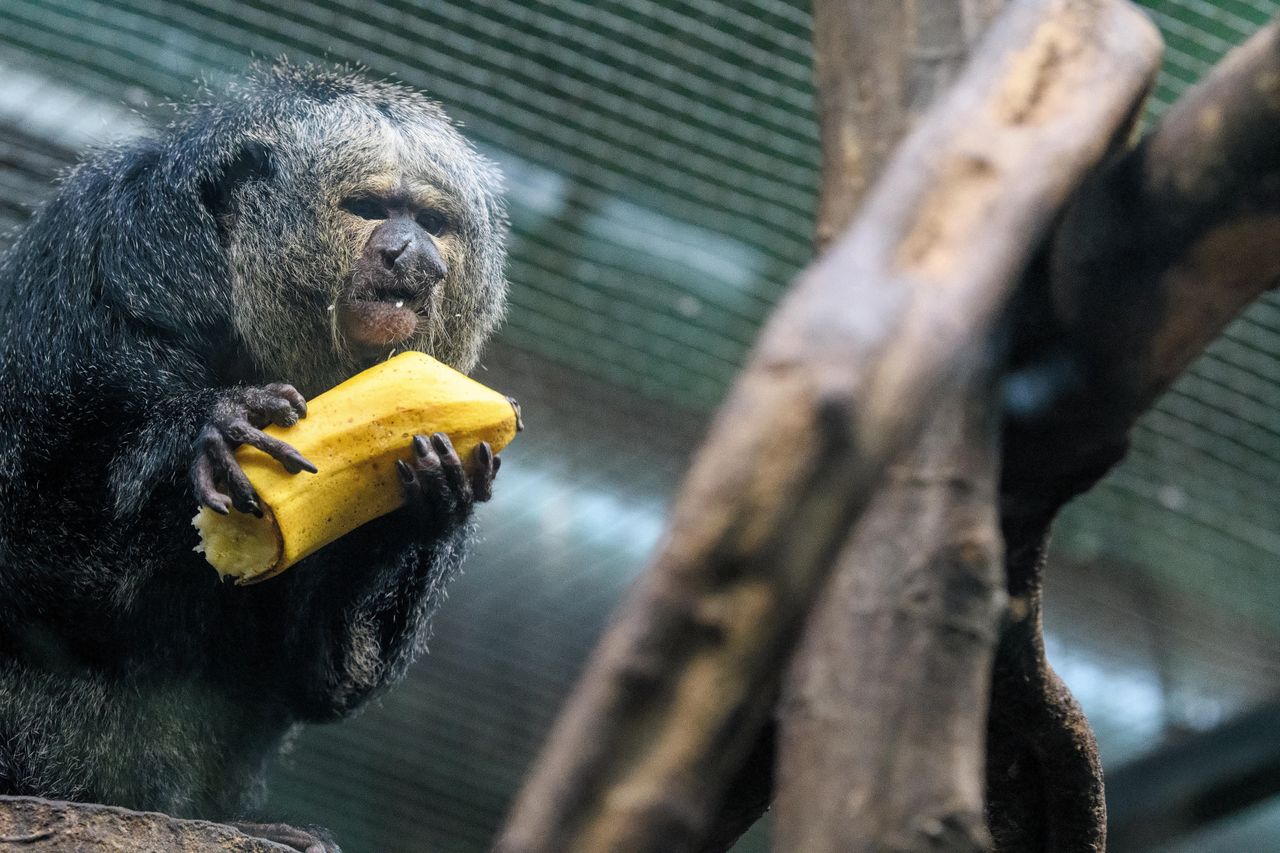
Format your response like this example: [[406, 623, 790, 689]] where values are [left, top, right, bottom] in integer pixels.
[[409, 435, 445, 486], [412, 459, 451, 497], [263, 383, 309, 420], [241, 386, 301, 428], [190, 451, 231, 515], [403, 445, 455, 520], [470, 442, 495, 503], [220, 455, 262, 514], [411, 433, 437, 465], [199, 426, 262, 515], [431, 432, 470, 503], [262, 396, 302, 428], [225, 420, 318, 475]]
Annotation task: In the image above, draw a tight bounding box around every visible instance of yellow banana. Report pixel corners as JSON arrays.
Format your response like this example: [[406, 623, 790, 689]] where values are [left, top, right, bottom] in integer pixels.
[[192, 351, 520, 584]]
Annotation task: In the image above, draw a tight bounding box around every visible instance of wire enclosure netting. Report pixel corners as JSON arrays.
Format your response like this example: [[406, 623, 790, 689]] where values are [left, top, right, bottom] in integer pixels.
[[0, 1, 1279, 851], [2, 0, 1274, 615]]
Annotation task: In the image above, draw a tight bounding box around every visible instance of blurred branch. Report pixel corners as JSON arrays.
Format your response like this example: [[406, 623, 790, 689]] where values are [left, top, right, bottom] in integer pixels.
[[777, 382, 1008, 852], [990, 15, 1280, 850], [0, 796, 289, 851], [776, 2, 1011, 851], [1106, 702, 1280, 851], [774, 3, 1156, 852], [811, 0, 1006, 248], [494, 1, 1156, 849], [710, 6, 1010, 842]]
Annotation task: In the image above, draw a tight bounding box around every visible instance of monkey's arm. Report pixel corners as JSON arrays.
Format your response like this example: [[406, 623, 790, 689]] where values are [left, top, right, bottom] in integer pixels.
[[0, 365, 213, 618], [0, 357, 316, 635], [230, 434, 498, 722]]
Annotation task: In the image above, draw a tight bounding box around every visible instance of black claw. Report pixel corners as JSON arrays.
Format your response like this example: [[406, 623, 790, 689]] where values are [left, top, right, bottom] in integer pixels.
[[412, 434, 432, 458], [471, 443, 496, 503], [429, 432, 455, 456], [228, 488, 259, 515], [492, 455, 502, 473], [396, 459, 415, 484], [284, 449, 318, 475]]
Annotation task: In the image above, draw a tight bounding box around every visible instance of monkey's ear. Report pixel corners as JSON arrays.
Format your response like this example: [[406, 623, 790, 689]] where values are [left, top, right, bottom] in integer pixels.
[[199, 139, 275, 221]]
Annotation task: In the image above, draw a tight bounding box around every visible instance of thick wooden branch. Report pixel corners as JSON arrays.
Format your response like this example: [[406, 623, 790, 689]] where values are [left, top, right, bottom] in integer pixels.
[[775, 2, 1023, 850], [777, 380, 1007, 853], [813, 0, 1007, 247], [1003, 13, 1280, 512], [708, 5, 1009, 846], [0, 796, 289, 851], [989, 15, 1280, 852], [495, 2, 1158, 850]]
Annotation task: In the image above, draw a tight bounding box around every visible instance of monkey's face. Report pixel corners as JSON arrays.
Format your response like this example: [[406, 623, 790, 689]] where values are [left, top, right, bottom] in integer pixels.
[[215, 92, 506, 395], [335, 184, 459, 359]]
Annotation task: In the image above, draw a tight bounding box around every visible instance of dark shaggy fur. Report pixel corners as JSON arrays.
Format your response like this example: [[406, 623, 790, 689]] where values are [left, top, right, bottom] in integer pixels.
[[0, 65, 506, 820]]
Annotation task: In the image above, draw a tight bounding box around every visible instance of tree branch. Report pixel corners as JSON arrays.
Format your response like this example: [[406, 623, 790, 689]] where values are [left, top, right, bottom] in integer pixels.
[[989, 15, 1280, 852], [0, 796, 290, 851], [495, 2, 1158, 850], [775, 1, 1026, 848], [777, 379, 1008, 852]]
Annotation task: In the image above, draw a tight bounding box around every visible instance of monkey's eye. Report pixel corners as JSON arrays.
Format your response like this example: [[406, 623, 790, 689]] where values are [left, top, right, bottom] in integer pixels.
[[341, 196, 388, 220], [415, 210, 448, 237]]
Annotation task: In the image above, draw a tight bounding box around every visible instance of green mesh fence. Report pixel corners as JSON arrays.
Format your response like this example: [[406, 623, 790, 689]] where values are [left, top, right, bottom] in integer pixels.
[[1054, 0, 1280, 630], [1, 1, 1279, 851]]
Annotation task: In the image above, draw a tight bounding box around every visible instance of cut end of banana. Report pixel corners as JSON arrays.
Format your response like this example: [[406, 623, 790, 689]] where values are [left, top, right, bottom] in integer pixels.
[[192, 505, 282, 584]]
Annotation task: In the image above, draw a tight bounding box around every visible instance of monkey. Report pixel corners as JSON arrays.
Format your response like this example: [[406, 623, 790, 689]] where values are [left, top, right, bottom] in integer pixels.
[[0, 64, 507, 848]]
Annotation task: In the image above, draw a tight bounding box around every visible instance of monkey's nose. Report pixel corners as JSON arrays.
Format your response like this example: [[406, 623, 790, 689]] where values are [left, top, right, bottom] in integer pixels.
[[381, 239, 410, 270]]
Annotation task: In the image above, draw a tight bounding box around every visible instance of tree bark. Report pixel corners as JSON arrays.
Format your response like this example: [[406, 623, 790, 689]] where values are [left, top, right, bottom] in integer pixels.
[[0, 796, 290, 851], [990, 15, 1280, 851], [777, 379, 1007, 853], [812, 0, 1007, 248], [776, 1, 1016, 848], [495, 2, 1158, 850]]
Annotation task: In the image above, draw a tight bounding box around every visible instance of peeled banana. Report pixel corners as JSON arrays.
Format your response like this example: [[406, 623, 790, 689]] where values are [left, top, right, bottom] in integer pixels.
[[192, 351, 520, 584]]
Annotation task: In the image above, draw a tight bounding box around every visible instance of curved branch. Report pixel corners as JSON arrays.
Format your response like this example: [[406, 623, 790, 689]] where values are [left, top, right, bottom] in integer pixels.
[[495, 1, 1159, 850], [990, 14, 1280, 852]]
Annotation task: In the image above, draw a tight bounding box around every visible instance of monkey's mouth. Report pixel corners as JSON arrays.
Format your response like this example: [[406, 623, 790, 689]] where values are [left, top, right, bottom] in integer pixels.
[[337, 286, 426, 353]]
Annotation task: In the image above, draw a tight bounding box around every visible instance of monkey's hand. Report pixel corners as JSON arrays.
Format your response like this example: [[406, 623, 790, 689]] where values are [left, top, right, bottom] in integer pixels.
[[396, 432, 499, 531], [190, 384, 317, 515]]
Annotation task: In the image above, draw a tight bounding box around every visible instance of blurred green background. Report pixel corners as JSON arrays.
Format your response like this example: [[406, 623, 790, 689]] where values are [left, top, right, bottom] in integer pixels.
[[1, 1, 1279, 850]]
